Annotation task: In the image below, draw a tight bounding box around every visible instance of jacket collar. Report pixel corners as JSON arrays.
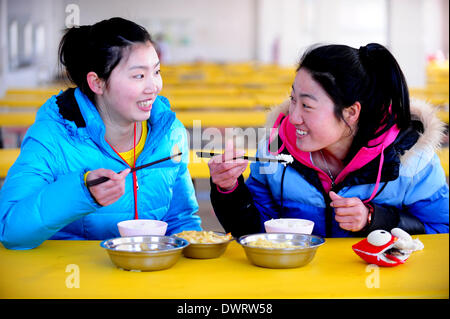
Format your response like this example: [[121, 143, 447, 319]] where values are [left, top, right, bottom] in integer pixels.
[[266, 99, 433, 195], [54, 88, 176, 155]]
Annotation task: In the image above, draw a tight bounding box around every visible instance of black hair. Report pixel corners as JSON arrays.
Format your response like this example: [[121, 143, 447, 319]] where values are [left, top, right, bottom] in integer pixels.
[[58, 17, 153, 104], [297, 43, 411, 162]]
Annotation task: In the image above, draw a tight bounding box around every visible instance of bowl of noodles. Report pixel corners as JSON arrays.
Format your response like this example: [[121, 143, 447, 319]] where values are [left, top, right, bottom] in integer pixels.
[[175, 230, 234, 259], [237, 233, 325, 268]]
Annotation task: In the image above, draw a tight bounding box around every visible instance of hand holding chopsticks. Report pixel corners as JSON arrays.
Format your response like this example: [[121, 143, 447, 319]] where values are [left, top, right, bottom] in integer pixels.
[[206, 141, 251, 191], [86, 152, 182, 188], [85, 152, 182, 206]]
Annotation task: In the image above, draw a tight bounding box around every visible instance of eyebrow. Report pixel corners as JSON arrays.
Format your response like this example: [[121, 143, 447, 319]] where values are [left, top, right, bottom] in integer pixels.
[[128, 61, 160, 70], [292, 85, 318, 101]]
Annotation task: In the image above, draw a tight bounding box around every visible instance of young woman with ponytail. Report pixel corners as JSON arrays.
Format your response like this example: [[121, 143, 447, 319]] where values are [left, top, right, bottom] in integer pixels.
[[208, 43, 449, 238], [0, 17, 201, 249]]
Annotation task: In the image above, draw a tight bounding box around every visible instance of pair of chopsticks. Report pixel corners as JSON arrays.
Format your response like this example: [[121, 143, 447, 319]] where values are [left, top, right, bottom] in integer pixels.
[[196, 151, 287, 163], [86, 152, 182, 187]]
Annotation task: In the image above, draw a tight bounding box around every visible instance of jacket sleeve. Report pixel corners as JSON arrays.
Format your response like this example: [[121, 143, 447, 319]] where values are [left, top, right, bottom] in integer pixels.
[[210, 175, 262, 238], [210, 158, 282, 238], [0, 137, 100, 250], [163, 129, 201, 235], [359, 153, 449, 236], [163, 161, 202, 235], [402, 153, 449, 233]]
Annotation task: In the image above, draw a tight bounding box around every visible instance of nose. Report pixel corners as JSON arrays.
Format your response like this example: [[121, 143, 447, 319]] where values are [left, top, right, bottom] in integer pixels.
[[289, 103, 304, 126], [144, 76, 158, 94]]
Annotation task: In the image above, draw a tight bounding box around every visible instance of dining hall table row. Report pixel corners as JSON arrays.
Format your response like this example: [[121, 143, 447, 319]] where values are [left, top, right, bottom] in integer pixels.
[[0, 234, 447, 299]]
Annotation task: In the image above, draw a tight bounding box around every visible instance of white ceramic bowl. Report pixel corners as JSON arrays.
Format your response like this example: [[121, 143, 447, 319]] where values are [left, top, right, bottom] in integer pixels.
[[264, 218, 314, 235], [117, 219, 168, 237]]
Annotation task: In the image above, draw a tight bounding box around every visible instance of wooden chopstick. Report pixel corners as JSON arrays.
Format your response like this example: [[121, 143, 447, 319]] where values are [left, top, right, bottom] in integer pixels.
[[195, 151, 286, 163], [86, 152, 182, 187]]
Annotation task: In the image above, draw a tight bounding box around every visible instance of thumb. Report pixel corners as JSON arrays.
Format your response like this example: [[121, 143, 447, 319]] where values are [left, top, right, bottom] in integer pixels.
[[329, 191, 342, 200], [112, 168, 131, 181], [119, 168, 131, 178], [223, 139, 236, 161]]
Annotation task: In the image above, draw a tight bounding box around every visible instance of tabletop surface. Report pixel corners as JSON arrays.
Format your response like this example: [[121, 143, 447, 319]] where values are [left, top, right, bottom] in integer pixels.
[[0, 234, 448, 299]]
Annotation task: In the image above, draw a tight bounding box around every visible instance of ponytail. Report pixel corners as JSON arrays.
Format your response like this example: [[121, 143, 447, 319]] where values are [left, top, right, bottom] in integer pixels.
[[58, 17, 153, 104], [358, 43, 411, 134], [58, 25, 93, 100]]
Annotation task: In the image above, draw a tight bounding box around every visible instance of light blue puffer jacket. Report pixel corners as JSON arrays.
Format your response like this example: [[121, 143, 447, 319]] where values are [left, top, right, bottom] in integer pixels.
[[0, 88, 201, 249]]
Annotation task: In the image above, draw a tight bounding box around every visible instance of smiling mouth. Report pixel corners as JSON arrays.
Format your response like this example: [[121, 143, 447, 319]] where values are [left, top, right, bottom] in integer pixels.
[[296, 129, 308, 136], [137, 99, 153, 110]]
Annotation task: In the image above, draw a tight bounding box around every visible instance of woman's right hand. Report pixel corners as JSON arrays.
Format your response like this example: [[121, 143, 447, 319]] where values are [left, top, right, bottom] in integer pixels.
[[208, 140, 248, 191], [86, 168, 130, 206]]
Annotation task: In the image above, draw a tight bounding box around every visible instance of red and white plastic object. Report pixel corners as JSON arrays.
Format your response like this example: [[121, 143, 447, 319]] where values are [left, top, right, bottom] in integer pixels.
[[352, 228, 424, 267]]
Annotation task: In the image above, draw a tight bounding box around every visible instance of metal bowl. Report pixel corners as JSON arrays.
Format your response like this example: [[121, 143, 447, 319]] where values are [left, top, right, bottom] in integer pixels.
[[175, 231, 234, 259], [100, 235, 189, 271], [238, 233, 325, 269]]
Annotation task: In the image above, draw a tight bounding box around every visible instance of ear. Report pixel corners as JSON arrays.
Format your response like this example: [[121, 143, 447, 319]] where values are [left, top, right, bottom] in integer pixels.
[[343, 101, 361, 125], [86, 72, 105, 95]]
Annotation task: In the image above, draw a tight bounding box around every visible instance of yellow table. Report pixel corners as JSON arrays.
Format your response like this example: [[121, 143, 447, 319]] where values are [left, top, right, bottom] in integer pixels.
[[0, 234, 447, 299]]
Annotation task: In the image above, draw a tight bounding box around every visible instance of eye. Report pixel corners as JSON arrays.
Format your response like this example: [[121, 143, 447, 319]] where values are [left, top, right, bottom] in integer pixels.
[[367, 230, 392, 246], [155, 69, 161, 76], [289, 95, 296, 104], [133, 74, 144, 79], [302, 103, 310, 109]]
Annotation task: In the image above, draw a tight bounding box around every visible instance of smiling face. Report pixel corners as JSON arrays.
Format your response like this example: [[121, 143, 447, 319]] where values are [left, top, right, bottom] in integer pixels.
[[96, 42, 162, 126], [289, 68, 355, 155]]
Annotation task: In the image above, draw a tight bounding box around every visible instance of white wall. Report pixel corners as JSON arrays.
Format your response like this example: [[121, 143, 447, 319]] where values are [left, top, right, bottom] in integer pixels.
[[0, 0, 65, 94], [73, 0, 257, 63], [0, 0, 448, 93], [255, 0, 388, 67]]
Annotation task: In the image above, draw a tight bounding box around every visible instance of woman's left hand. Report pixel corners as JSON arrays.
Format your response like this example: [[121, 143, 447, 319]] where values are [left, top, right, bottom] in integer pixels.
[[329, 191, 369, 232]]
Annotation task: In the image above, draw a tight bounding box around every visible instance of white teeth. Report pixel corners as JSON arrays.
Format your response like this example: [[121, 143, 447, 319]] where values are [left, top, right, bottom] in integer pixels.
[[137, 100, 152, 108], [296, 129, 307, 136]]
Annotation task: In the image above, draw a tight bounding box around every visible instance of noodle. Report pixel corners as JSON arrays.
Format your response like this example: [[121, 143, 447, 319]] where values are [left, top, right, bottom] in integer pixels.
[[177, 230, 232, 244], [247, 238, 301, 248]]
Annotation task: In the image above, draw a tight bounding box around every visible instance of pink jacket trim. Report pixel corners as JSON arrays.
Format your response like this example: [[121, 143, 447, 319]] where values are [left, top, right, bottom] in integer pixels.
[[277, 114, 400, 198], [216, 180, 239, 194]]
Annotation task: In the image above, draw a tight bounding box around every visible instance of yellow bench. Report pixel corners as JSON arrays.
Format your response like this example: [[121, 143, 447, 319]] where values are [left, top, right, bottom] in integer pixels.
[[0, 112, 36, 127], [1, 147, 448, 181]]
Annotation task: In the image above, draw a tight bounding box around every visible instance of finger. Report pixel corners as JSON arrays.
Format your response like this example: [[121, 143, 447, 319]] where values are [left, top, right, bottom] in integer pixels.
[[338, 222, 356, 232], [223, 140, 245, 162], [209, 161, 248, 176], [213, 164, 247, 182], [330, 197, 361, 208], [94, 185, 126, 205], [333, 206, 360, 216], [334, 212, 356, 223], [329, 191, 342, 200], [111, 168, 131, 181], [87, 168, 118, 183]]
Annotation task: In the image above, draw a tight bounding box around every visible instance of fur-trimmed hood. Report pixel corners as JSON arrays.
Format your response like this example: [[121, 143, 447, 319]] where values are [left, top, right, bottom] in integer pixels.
[[264, 98, 446, 164]]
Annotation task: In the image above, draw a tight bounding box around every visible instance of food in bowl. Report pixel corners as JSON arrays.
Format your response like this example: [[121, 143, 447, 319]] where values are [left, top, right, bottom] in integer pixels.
[[238, 233, 325, 268], [264, 218, 314, 234], [175, 230, 234, 259], [100, 235, 189, 271], [176, 230, 232, 243], [247, 238, 303, 248], [117, 219, 168, 237]]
